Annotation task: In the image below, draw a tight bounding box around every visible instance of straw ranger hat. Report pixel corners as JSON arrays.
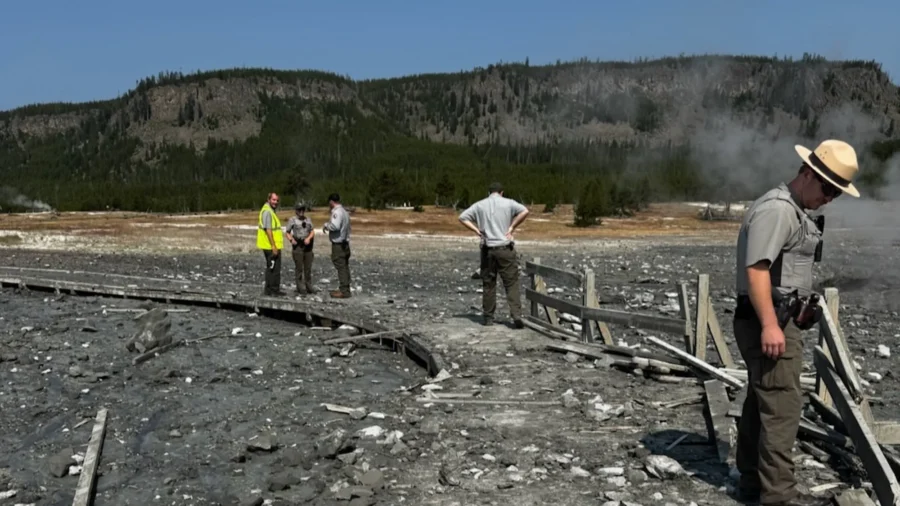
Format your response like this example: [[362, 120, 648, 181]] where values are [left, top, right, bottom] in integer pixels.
[[794, 139, 860, 198]]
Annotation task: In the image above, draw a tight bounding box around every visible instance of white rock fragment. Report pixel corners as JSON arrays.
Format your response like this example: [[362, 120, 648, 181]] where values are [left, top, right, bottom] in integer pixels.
[[645, 455, 685, 479], [596, 467, 624, 476], [570, 466, 591, 478], [867, 372, 883, 382], [357, 426, 385, 438], [878, 345, 891, 358], [482, 454, 496, 462]]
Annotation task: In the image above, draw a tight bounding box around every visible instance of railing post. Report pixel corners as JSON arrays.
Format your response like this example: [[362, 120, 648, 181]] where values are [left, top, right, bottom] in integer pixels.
[[581, 268, 596, 343], [530, 257, 540, 319], [695, 274, 710, 360]]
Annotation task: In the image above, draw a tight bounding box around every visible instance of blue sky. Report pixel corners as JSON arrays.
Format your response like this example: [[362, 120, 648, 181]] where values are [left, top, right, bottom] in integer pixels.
[[1, 0, 897, 111]]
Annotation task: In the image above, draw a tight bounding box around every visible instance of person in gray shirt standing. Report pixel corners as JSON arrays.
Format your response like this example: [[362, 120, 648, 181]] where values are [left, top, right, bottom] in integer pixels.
[[459, 182, 530, 328], [322, 192, 352, 298]]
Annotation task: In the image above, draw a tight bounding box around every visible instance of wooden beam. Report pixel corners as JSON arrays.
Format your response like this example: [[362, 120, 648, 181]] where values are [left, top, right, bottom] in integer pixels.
[[706, 298, 735, 368], [644, 335, 744, 389], [703, 379, 733, 463], [547, 342, 689, 374], [816, 287, 839, 408], [833, 488, 876, 506], [524, 261, 583, 288], [525, 288, 583, 318], [677, 282, 694, 353], [72, 408, 109, 506], [875, 422, 900, 446], [814, 345, 900, 506], [580, 305, 686, 335], [818, 296, 864, 401], [695, 274, 710, 360], [522, 315, 580, 342], [581, 269, 597, 343], [322, 329, 405, 345]]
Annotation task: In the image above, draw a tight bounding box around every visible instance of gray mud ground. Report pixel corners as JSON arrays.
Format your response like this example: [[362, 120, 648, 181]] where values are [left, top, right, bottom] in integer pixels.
[[0, 229, 899, 505]]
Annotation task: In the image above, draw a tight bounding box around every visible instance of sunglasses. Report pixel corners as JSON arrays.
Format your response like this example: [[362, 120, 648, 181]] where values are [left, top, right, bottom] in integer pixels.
[[814, 172, 842, 198]]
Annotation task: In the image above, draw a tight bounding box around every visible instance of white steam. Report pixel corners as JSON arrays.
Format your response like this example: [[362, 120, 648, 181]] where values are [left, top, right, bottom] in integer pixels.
[[0, 186, 53, 212]]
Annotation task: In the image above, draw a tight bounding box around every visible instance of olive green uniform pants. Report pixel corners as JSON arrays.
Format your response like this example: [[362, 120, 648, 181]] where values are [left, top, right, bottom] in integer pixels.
[[733, 315, 804, 505], [481, 244, 522, 321], [292, 246, 315, 293], [331, 242, 352, 295]]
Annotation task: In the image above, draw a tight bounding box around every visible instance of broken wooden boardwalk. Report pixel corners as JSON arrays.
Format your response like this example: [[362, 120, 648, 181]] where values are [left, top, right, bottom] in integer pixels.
[[0, 271, 447, 378]]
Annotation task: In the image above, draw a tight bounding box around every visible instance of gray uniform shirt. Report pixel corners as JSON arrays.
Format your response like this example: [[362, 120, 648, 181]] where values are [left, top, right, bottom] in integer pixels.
[[735, 183, 820, 297], [459, 193, 528, 248], [324, 205, 351, 243], [285, 216, 313, 240]]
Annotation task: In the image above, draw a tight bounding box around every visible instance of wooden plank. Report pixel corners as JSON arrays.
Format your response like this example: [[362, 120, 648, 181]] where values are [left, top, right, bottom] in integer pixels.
[[522, 315, 580, 342], [875, 422, 900, 446], [530, 258, 560, 326], [0, 276, 386, 334], [798, 417, 854, 448], [535, 277, 560, 326], [706, 298, 735, 368], [581, 269, 597, 343], [72, 408, 109, 506], [677, 283, 694, 353], [322, 329, 405, 345], [131, 339, 185, 366], [644, 335, 744, 389], [808, 392, 847, 434], [834, 488, 876, 506], [816, 287, 839, 408], [547, 342, 689, 373], [415, 397, 558, 406], [695, 274, 710, 360], [525, 288, 583, 318], [529, 257, 541, 319], [524, 261, 583, 288], [818, 296, 864, 401], [703, 379, 733, 463], [580, 305, 686, 335], [596, 320, 614, 345], [814, 345, 900, 506]]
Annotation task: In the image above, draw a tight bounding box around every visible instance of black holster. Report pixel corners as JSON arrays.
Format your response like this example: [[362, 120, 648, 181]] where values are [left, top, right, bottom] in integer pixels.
[[774, 289, 822, 330], [738, 289, 823, 330]]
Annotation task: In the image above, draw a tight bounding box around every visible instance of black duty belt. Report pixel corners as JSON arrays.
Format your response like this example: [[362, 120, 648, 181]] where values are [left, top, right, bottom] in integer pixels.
[[485, 243, 514, 250]]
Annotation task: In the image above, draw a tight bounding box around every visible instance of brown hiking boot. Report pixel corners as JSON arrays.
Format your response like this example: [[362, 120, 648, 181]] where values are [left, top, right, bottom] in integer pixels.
[[330, 290, 351, 298]]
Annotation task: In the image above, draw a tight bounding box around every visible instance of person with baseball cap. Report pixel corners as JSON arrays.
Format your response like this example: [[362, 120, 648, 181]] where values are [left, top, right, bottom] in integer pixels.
[[732, 139, 860, 506]]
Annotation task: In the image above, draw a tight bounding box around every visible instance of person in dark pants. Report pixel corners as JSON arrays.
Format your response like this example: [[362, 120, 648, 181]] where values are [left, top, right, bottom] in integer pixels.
[[459, 182, 530, 328], [732, 139, 860, 506], [285, 203, 316, 295], [322, 193, 352, 298], [256, 192, 286, 296]]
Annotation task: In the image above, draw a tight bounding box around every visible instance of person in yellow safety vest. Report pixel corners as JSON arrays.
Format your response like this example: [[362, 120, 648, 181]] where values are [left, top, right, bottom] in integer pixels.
[[257, 192, 286, 296]]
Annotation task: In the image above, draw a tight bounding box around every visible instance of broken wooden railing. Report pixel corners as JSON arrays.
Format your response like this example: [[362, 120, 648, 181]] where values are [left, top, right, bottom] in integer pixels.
[[526, 258, 899, 504], [524, 257, 688, 343]]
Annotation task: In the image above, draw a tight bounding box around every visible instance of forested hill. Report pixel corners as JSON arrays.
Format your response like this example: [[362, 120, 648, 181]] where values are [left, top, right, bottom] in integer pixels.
[[1, 53, 899, 213]]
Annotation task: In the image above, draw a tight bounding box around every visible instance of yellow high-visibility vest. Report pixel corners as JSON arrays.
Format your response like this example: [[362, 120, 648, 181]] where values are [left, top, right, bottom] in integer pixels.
[[256, 204, 283, 250]]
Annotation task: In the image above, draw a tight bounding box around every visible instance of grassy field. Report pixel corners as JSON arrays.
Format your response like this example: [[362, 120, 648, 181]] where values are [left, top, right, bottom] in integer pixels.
[[0, 203, 741, 242]]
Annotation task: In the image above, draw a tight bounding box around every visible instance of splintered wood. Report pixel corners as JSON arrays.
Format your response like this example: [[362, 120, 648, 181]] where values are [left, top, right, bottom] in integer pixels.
[[702, 380, 732, 464], [521, 258, 900, 499], [72, 408, 108, 506]]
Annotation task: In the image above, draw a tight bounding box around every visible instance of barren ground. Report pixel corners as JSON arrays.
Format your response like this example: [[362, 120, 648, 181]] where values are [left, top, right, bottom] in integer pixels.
[[1, 201, 898, 506]]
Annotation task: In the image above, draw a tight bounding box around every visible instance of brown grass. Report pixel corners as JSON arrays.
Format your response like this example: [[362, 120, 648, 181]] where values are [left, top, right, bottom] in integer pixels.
[[0, 203, 741, 243]]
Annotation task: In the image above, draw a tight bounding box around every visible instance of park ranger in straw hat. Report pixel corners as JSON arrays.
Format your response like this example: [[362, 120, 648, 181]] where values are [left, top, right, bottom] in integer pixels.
[[732, 139, 860, 506]]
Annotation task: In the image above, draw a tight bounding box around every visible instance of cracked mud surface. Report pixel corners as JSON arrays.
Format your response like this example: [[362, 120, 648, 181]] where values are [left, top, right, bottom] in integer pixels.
[[1, 221, 899, 505]]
